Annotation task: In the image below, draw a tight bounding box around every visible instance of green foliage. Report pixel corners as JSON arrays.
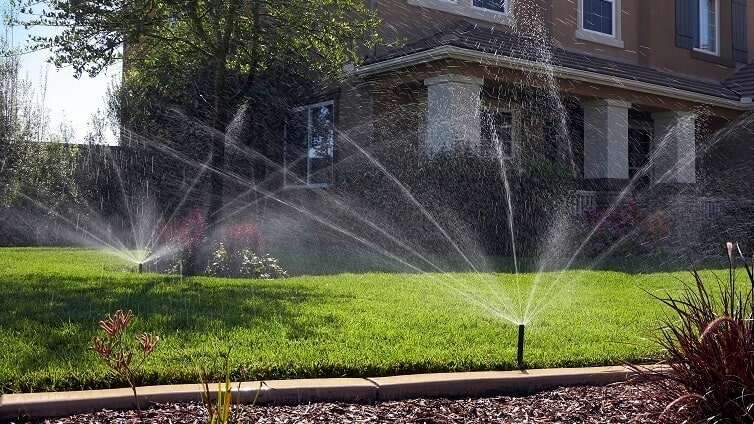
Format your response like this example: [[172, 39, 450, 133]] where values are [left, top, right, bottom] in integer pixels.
[[13, 0, 381, 221], [206, 244, 288, 279], [13, 0, 379, 82], [238, 250, 288, 279], [200, 349, 260, 424], [0, 49, 78, 207], [648, 245, 754, 423]]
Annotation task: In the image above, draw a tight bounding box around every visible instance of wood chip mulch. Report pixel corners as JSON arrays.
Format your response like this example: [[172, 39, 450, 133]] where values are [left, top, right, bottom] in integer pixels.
[[13, 381, 667, 423]]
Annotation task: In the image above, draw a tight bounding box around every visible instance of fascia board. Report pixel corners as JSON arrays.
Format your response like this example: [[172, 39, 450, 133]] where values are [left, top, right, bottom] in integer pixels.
[[354, 46, 752, 111]]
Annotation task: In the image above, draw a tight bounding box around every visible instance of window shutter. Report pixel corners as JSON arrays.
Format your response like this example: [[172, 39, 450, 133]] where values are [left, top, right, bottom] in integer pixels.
[[732, 0, 748, 63], [675, 0, 697, 50]]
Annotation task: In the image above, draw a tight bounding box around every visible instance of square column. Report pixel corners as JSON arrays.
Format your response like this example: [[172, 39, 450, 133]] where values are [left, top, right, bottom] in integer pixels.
[[424, 75, 483, 156], [652, 111, 696, 184], [583, 99, 631, 180]]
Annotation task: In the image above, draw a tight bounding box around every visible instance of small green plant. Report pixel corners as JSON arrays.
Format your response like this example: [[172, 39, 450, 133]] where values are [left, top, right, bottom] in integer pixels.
[[200, 349, 261, 424], [90, 310, 160, 421], [649, 242, 754, 423]]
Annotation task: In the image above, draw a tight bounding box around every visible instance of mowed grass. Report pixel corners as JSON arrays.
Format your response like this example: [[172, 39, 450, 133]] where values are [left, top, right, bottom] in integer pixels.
[[0, 247, 730, 393]]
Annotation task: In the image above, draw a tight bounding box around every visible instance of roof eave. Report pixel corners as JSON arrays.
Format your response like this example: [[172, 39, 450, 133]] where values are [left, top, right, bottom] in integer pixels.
[[354, 46, 753, 111]]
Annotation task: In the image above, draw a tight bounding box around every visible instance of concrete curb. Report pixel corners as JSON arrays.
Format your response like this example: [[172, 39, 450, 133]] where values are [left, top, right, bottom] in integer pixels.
[[0, 366, 661, 420]]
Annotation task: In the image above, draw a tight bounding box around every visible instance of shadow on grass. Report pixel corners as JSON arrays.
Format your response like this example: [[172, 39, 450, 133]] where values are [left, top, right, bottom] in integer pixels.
[[275, 247, 728, 276], [0, 272, 337, 392]]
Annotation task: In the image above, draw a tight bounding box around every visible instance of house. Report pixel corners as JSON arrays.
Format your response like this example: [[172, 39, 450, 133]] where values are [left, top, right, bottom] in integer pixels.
[[281, 0, 754, 254]]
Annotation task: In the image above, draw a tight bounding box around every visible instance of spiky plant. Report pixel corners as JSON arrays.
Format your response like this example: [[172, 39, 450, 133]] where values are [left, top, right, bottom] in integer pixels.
[[650, 243, 754, 423]]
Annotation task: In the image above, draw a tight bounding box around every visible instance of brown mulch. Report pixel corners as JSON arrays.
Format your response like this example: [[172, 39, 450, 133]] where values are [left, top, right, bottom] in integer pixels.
[[14, 381, 667, 424]]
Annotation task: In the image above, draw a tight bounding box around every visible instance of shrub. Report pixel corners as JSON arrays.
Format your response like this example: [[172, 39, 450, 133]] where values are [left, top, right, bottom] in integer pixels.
[[205, 243, 287, 279], [336, 149, 574, 258], [579, 198, 667, 256], [647, 243, 754, 423], [150, 213, 286, 278], [203, 217, 286, 278]]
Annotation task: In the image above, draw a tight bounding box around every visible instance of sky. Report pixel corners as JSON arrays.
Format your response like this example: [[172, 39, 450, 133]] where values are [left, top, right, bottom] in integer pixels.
[[5, 8, 121, 145]]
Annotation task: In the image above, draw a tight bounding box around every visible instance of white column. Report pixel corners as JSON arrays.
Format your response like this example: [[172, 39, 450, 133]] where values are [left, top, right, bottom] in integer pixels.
[[582, 99, 631, 179], [652, 111, 696, 184], [424, 74, 483, 156]]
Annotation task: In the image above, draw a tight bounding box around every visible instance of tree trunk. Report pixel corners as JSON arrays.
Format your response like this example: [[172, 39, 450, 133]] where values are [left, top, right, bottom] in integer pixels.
[[208, 64, 228, 227]]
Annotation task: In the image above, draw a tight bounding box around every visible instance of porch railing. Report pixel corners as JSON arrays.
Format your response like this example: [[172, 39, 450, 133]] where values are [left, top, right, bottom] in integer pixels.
[[572, 190, 597, 215], [698, 197, 731, 223]]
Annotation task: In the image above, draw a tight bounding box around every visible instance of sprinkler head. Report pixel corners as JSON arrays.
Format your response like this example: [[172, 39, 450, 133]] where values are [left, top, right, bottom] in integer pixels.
[[517, 324, 525, 370], [138, 262, 144, 273]]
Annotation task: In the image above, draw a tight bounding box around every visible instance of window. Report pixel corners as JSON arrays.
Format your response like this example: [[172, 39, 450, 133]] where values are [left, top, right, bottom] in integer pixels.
[[472, 0, 505, 13], [695, 0, 718, 54], [676, 0, 724, 57], [284, 101, 334, 187], [582, 0, 614, 36], [575, 0, 623, 48], [480, 107, 515, 159]]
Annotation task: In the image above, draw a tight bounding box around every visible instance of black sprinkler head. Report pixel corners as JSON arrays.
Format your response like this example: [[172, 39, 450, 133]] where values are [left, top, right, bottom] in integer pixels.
[[138, 262, 144, 273], [517, 324, 525, 369]]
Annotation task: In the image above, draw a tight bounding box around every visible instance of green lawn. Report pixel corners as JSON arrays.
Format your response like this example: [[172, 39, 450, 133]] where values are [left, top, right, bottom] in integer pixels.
[[0, 247, 730, 393]]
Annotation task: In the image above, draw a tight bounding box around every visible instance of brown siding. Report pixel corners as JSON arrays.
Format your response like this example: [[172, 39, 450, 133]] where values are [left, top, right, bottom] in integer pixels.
[[374, 0, 501, 57], [551, 0, 642, 63], [373, 0, 744, 83]]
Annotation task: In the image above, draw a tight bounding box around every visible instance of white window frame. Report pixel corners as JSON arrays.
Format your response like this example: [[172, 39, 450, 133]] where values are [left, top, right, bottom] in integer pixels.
[[407, 0, 513, 25], [574, 0, 624, 49], [694, 0, 719, 56], [284, 100, 335, 188], [480, 104, 519, 160]]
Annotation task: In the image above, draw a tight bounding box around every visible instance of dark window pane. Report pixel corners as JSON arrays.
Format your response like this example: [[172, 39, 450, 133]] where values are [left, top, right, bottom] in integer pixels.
[[473, 0, 505, 13], [583, 0, 613, 35], [628, 128, 651, 178]]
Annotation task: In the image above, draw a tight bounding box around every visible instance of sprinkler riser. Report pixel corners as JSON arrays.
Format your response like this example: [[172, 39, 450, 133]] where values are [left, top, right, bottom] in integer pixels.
[[138, 262, 144, 273], [517, 324, 525, 369]]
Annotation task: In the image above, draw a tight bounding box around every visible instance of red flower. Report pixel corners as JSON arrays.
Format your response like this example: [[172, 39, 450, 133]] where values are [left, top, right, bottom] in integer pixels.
[[98, 310, 134, 337]]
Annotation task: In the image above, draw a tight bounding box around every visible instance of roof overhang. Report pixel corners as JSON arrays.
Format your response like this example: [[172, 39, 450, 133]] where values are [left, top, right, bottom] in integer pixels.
[[354, 45, 753, 111]]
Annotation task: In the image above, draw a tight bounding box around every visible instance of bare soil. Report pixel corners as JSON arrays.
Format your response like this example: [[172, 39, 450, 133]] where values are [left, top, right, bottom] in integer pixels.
[[7, 380, 670, 424]]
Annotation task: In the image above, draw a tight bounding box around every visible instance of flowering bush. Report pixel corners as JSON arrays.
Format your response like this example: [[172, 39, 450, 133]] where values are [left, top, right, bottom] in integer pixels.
[[149, 213, 286, 278], [579, 198, 667, 256], [223, 218, 265, 254], [163, 209, 207, 253]]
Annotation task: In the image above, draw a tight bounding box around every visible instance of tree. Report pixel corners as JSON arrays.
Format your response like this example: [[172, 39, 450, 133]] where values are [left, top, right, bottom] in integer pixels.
[[13, 0, 380, 225]]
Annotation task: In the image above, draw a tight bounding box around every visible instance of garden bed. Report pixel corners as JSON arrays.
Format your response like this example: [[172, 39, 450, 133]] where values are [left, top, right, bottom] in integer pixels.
[[12, 381, 664, 423]]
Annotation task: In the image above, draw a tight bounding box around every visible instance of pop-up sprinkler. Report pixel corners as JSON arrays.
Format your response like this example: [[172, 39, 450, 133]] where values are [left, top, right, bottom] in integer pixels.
[[517, 324, 525, 369], [138, 262, 144, 273]]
